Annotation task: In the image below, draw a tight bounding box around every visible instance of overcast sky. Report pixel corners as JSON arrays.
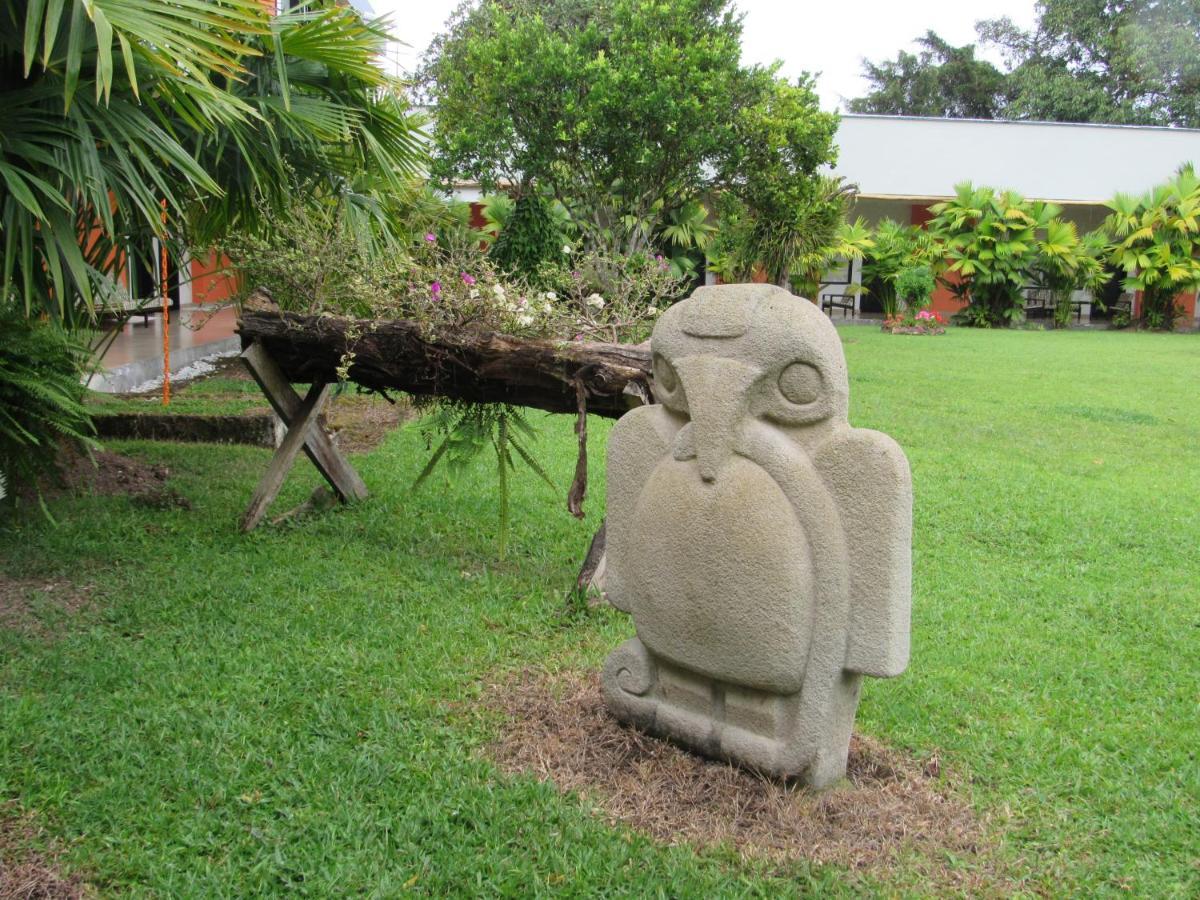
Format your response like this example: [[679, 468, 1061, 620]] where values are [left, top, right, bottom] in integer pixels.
[[373, 0, 1039, 111]]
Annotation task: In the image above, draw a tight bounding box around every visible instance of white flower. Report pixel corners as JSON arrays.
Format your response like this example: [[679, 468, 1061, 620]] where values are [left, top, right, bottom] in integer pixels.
[[561, 244, 572, 254], [544, 291, 557, 301], [543, 301, 554, 314], [585, 292, 605, 310], [492, 283, 506, 298], [516, 313, 535, 326], [646, 305, 659, 316], [469, 288, 480, 299]]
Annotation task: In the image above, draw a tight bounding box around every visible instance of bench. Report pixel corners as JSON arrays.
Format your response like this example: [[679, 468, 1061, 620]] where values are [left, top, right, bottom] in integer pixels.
[[820, 292, 856, 318]]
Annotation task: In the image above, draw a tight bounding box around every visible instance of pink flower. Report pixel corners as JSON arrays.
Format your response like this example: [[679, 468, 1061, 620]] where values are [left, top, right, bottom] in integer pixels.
[[430, 280, 442, 299], [461, 272, 476, 286], [424, 233, 436, 243]]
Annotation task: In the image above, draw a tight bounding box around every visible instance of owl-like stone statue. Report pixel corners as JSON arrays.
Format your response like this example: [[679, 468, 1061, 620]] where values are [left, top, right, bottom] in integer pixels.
[[602, 283, 912, 788]]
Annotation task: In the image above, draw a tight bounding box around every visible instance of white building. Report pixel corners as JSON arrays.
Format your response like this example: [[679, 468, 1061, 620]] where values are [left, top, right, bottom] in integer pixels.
[[827, 115, 1200, 320]]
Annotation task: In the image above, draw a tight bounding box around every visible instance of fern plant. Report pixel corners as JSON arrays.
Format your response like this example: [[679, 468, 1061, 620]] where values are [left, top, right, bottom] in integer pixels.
[[412, 401, 556, 558], [0, 309, 99, 502]]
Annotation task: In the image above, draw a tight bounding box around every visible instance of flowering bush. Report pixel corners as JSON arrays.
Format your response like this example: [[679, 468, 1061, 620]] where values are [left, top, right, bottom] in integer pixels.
[[529, 250, 685, 343], [223, 200, 684, 345], [883, 308, 947, 335]]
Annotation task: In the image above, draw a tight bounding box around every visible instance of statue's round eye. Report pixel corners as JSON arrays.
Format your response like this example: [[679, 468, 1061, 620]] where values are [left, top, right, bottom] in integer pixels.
[[653, 354, 678, 394], [778, 362, 820, 405]]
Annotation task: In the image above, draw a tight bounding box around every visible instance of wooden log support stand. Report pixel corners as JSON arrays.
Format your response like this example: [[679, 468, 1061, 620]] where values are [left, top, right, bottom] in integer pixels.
[[236, 302, 657, 584], [238, 340, 368, 532]]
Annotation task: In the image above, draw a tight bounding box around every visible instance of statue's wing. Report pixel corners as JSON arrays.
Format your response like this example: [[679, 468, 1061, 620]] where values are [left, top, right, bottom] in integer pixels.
[[605, 405, 678, 613], [814, 427, 912, 677]]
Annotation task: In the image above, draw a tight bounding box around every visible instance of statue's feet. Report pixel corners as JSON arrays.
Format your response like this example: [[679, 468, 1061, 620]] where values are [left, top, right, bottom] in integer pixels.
[[603, 638, 825, 780]]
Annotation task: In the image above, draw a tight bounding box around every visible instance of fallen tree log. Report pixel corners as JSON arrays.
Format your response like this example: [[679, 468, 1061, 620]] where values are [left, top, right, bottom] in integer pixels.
[[238, 309, 653, 419]]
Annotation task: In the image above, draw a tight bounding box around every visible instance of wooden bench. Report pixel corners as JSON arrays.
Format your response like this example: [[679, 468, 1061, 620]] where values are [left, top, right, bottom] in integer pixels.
[[820, 292, 856, 318]]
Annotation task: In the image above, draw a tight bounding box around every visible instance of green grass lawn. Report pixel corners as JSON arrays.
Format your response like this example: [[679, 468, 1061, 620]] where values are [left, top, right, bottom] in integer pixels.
[[86, 372, 269, 417], [2, 327, 1198, 896]]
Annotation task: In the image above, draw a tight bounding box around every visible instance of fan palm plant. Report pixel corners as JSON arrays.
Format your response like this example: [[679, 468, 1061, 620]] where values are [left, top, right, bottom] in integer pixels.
[[654, 199, 716, 279], [1104, 166, 1200, 330], [1032, 218, 1108, 327], [1, 0, 268, 325], [0, 307, 99, 508], [861, 219, 938, 318], [186, 3, 428, 254], [1, 0, 427, 495], [1, 0, 428, 326], [708, 176, 866, 290], [928, 183, 1043, 327]]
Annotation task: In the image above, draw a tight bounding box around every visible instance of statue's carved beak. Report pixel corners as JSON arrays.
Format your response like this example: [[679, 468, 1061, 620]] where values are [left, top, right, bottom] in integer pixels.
[[671, 357, 759, 483]]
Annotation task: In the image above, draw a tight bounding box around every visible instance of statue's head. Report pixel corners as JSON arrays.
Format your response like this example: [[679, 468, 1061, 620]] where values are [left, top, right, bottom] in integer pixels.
[[649, 284, 849, 481]]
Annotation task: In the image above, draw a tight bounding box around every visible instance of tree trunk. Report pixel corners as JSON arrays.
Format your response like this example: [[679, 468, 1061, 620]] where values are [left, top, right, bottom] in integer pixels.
[[237, 309, 653, 419]]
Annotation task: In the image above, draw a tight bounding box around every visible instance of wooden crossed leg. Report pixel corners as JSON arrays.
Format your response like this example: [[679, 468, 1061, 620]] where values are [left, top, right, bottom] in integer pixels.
[[239, 341, 368, 532]]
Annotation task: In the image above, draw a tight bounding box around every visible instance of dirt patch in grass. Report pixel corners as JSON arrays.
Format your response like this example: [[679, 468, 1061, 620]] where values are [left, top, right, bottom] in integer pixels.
[[483, 668, 1016, 892], [0, 576, 95, 640], [0, 805, 88, 899], [37, 450, 191, 510], [324, 391, 413, 455]]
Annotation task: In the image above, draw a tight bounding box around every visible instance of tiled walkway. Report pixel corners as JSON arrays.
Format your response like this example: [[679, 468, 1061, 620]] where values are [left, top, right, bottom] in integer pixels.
[[93, 305, 239, 392]]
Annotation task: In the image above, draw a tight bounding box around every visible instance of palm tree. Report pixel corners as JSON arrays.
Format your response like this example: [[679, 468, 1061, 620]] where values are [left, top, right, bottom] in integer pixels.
[[0, 0, 427, 327], [185, 3, 428, 254], [2, 0, 265, 325], [1104, 166, 1200, 330], [0, 0, 428, 496]]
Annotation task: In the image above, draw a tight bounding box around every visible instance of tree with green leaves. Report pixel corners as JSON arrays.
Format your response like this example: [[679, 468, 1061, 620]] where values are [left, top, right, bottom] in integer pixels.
[[420, 0, 836, 260], [847, 30, 1012, 119], [853, 3, 1200, 127], [1104, 166, 1200, 330], [489, 191, 570, 278], [981, 1, 1200, 128], [716, 76, 841, 286]]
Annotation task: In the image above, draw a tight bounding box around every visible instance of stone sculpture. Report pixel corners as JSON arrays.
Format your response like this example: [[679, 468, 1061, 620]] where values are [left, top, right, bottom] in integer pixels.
[[602, 283, 912, 788]]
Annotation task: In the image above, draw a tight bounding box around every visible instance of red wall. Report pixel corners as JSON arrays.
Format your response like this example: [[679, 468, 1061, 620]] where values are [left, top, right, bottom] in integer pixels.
[[1133, 290, 1197, 320], [468, 201, 487, 231], [911, 203, 965, 316], [190, 251, 238, 304]]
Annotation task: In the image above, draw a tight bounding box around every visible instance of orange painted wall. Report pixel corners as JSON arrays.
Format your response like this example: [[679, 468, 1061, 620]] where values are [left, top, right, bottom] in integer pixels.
[[1178, 292, 1197, 319], [1132, 289, 1197, 320], [190, 251, 238, 304], [468, 201, 487, 230], [911, 203, 965, 316]]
